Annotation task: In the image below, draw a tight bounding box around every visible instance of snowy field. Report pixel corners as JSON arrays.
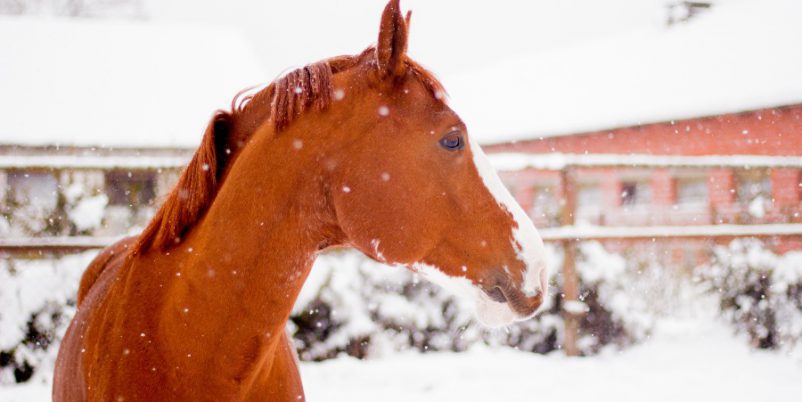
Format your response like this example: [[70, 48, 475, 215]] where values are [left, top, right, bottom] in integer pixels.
[[3, 317, 800, 402]]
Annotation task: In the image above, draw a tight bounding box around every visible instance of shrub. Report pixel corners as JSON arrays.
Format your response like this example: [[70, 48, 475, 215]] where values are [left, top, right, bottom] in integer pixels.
[[290, 241, 654, 359], [0, 252, 91, 384], [701, 239, 802, 350]]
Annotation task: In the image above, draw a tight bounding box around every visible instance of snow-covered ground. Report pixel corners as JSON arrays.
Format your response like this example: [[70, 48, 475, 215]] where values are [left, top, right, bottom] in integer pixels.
[[3, 317, 800, 402]]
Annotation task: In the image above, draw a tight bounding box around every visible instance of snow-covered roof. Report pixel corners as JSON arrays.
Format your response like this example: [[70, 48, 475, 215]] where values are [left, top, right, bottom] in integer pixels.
[[0, 17, 264, 148], [443, 0, 802, 145]]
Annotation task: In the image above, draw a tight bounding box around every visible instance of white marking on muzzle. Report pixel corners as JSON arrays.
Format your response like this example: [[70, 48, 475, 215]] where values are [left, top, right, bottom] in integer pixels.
[[467, 137, 549, 300], [412, 263, 516, 327]]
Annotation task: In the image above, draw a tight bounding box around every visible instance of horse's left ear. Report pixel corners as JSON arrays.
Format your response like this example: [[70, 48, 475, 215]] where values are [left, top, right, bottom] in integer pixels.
[[376, 0, 408, 79]]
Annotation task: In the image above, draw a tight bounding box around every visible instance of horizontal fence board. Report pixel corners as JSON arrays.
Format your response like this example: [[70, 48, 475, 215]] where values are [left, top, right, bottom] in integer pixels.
[[539, 224, 802, 241], [3, 224, 802, 255], [0, 155, 189, 170], [489, 153, 802, 171]]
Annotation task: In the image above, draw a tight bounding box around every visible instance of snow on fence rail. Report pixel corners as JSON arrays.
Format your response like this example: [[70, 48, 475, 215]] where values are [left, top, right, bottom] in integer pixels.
[[540, 224, 802, 240], [6, 152, 802, 171], [488, 153, 802, 170], [0, 154, 189, 170], [4, 224, 802, 255], [0, 236, 122, 254]]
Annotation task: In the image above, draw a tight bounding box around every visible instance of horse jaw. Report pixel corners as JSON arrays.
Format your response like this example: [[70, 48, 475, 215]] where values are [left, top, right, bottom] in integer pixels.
[[467, 137, 550, 303]]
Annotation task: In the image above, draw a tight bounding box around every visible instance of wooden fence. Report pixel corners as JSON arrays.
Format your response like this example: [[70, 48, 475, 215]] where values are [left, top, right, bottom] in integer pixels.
[[3, 153, 802, 355]]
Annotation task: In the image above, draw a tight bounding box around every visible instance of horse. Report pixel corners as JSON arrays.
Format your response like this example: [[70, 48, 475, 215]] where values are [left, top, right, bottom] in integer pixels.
[[53, 1, 549, 400]]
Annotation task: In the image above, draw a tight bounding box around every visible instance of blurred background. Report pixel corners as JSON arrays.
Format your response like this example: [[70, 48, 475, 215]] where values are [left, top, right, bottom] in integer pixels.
[[1, 0, 802, 401]]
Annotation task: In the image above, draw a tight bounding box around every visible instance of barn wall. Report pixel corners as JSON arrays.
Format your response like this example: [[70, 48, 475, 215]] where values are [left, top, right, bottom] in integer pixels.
[[486, 104, 802, 156]]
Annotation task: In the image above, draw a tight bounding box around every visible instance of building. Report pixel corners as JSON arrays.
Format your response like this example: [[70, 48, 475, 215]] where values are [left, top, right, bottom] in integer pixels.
[[444, 0, 802, 263], [0, 16, 262, 243]]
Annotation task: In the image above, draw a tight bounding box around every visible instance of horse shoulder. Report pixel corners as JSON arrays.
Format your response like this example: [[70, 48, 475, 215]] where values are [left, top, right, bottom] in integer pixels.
[[76, 236, 137, 306]]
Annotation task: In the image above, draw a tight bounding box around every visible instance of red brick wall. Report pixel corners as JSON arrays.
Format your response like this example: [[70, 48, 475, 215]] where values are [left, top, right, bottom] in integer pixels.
[[490, 105, 802, 253], [772, 168, 801, 208], [486, 105, 802, 156], [652, 169, 676, 206], [708, 169, 736, 207]]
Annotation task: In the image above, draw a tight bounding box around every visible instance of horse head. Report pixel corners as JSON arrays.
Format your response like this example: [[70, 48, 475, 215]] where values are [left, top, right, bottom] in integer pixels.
[[323, 0, 549, 326], [137, 0, 548, 327]]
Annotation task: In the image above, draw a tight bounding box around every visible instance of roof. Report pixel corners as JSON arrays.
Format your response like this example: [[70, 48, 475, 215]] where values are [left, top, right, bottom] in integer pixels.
[[442, 0, 802, 145], [0, 17, 264, 148]]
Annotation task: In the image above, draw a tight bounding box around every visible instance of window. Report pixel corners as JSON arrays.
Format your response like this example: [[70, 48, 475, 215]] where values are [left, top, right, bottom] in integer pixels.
[[529, 186, 560, 227], [620, 181, 651, 206], [737, 170, 771, 219], [4, 171, 60, 236], [106, 171, 156, 207], [576, 184, 602, 225], [677, 178, 708, 206], [577, 185, 601, 208], [6, 171, 58, 210]]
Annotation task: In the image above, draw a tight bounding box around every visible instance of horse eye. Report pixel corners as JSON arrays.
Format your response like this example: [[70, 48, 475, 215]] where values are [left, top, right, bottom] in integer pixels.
[[439, 131, 464, 151]]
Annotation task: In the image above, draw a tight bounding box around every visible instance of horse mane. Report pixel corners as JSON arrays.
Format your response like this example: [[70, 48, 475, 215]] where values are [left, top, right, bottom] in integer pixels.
[[133, 51, 445, 254]]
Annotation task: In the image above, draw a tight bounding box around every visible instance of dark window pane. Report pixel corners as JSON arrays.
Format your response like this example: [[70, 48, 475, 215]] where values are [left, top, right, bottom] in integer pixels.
[[106, 171, 156, 207]]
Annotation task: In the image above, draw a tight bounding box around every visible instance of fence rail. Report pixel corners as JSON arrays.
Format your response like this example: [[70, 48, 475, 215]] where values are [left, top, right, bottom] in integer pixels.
[[539, 223, 802, 240], [3, 223, 802, 255], [0, 236, 122, 255], [488, 152, 802, 170], [0, 154, 189, 170]]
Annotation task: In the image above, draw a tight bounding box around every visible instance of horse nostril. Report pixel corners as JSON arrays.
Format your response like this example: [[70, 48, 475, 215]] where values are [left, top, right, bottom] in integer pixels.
[[486, 286, 508, 304]]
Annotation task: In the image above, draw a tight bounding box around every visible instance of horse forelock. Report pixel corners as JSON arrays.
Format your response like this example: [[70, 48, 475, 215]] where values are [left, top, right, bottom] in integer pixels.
[[133, 52, 445, 255]]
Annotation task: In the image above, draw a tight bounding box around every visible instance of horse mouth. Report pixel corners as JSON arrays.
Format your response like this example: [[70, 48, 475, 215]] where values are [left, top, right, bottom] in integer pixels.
[[486, 286, 508, 303], [481, 282, 544, 320]]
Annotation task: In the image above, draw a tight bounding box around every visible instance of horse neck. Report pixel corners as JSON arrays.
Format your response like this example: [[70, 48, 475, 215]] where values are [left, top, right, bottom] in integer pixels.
[[155, 123, 341, 379]]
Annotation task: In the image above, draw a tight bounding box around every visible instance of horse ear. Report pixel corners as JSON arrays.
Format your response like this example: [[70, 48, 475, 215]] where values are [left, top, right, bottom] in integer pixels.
[[376, 0, 408, 79]]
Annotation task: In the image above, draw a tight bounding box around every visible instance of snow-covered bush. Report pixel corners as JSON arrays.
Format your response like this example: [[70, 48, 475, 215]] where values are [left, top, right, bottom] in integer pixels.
[[63, 181, 108, 235], [290, 241, 656, 359], [700, 239, 802, 350], [289, 252, 478, 360], [0, 253, 92, 385], [0, 171, 107, 237], [0, 241, 661, 384]]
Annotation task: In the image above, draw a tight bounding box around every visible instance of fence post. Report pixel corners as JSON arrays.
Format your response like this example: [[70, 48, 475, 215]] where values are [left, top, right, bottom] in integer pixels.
[[560, 167, 581, 356]]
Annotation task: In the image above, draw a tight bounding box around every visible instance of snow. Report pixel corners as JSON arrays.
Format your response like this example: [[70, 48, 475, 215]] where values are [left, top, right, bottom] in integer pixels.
[[444, 0, 802, 144], [0, 236, 121, 249], [4, 1, 797, 149], [0, 154, 189, 169], [0, 16, 263, 148], [146, 0, 671, 79], [748, 195, 767, 219], [66, 194, 108, 232], [488, 153, 802, 171], [0, 252, 96, 384], [10, 152, 801, 172], [4, 223, 800, 250], [2, 241, 800, 398], [2, 318, 801, 402], [539, 224, 802, 241]]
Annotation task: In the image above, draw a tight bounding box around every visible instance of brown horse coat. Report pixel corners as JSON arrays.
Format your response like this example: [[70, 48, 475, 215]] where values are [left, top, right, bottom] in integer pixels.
[[53, 2, 549, 401]]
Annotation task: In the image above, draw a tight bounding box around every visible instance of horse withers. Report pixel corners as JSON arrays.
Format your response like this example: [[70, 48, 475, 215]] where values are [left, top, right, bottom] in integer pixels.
[[53, 1, 549, 400]]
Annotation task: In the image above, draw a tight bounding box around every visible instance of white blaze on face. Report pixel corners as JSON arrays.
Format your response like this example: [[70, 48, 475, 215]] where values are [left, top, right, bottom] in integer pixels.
[[467, 136, 549, 301], [413, 263, 515, 327], [412, 135, 549, 327]]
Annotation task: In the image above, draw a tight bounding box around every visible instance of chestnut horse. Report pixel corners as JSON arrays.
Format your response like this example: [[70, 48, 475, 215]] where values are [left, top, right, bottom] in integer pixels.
[[53, 1, 548, 400]]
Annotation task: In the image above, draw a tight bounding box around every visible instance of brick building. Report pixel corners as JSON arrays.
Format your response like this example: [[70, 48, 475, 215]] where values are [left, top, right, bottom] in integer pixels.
[[444, 0, 802, 263], [488, 105, 802, 226], [486, 105, 802, 261]]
